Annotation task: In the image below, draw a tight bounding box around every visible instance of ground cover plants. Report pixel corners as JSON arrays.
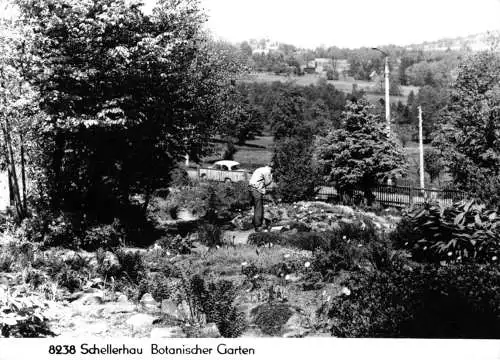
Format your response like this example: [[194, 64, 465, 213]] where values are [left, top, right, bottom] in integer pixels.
[[2, 183, 500, 338]]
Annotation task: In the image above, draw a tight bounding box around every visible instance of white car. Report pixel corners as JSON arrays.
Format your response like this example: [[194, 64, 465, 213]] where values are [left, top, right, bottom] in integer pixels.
[[199, 160, 250, 182]]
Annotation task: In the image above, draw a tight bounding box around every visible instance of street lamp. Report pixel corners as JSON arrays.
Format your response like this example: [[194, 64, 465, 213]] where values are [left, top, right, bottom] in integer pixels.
[[372, 47, 390, 135]]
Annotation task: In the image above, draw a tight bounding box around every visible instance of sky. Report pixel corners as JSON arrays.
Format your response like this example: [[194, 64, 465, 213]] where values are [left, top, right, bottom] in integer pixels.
[[2, 0, 499, 49], [198, 0, 500, 49]]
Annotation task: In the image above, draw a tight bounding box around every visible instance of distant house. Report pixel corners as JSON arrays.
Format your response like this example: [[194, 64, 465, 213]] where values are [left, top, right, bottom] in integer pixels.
[[250, 39, 280, 56], [314, 58, 333, 73], [252, 48, 268, 55], [301, 65, 316, 74]]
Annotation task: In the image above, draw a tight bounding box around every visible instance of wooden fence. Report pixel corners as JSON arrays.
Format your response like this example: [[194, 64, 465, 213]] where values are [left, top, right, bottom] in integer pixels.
[[316, 184, 469, 208]]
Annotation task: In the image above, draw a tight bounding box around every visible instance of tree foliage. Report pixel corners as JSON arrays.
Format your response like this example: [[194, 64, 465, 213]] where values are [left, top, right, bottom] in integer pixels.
[[433, 51, 500, 205], [272, 137, 319, 203], [424, 148, 444, 185], [15, 0, 242, 236], [0, 12, 39, 221], [314, 100, 406, 202]]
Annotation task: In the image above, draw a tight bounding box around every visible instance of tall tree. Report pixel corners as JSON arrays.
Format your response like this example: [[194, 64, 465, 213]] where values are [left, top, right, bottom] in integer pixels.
[[433, 51, 500, 205], [0, 11, 38, 221], [314, 99, 406, 204], [269, 84, 311, 141], [16, 0, 242, 227]]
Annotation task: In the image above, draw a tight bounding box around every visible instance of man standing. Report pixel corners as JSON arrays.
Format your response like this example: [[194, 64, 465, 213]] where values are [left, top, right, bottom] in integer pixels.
[[248, 163, 273, 232]]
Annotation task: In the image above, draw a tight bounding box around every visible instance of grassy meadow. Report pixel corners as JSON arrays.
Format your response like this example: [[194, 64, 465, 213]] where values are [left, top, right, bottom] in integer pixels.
[[242, 72, 418, 105]]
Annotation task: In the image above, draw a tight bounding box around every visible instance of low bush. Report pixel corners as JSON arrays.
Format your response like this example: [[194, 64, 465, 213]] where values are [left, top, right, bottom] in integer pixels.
[[197, 223, 222, 247], [392, 200, 500, 264], [156, 235, 193, 255], [161, 182, 253, 224], [138, 272, 181, 302], [42, 213, 77, 249], [280, 221, 379, 252], [325, 263, 500, 338], [267, 258, 305, 278], [80, 220, 124, 251], [169, 166, 191, 187], [23, 269, 48, 290], [114, 250, 146, 284], [1, 296, 54, 338], [281, 232, 328, 251], [247, 232, 283, 246], [0, 252, 14, 272], [251, 303, 293, 336], [306, 230, 395, 280], [286, 221, 311, 232], [187, 275, 246, 337], [55, 267, 84, 292]]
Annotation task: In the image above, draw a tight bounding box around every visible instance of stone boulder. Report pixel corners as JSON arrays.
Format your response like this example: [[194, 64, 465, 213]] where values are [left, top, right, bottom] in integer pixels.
[[126, 314, 156, 330], [150, 326, 186, 338], [140, 293, 159, 312], [281, 313, 310, 338], [199, 323, 221, 338]]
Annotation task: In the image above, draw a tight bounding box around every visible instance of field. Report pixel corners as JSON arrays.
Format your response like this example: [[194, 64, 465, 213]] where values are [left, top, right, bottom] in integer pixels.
[[242, 72, 419, 105], [202, 135, 448, 189]]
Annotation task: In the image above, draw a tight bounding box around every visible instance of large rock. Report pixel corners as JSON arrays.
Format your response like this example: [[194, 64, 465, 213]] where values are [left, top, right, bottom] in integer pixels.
[[126, 314, 156, 330], [176, 208, 198, 221], [281, 313, 309, 338], [103, 302, 136, 315], [199, 323, 221, 338], [150, 326, 186, 338], [70, 289, 104, 305], [140, 293, 159, 312], [161, 299, 182, 319], [116, 294, 129, 304]]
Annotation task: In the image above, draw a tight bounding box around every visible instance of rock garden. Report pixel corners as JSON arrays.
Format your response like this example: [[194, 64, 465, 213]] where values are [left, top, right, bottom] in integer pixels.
[[1, 181, 500, 338]]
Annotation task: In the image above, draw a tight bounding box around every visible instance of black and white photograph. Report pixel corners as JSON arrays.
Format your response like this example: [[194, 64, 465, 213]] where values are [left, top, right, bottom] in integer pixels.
[[0, 0, 500, 349]]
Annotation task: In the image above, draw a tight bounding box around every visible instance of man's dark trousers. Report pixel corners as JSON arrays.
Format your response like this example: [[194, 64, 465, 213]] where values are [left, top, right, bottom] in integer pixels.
[[250, 187, 264, 230]]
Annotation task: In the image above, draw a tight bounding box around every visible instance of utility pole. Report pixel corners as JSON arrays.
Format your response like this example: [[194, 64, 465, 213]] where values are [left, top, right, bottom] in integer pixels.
[[384, 55, 390, 134], [372, 48, 391, 134], [418, 106, 425, 190]]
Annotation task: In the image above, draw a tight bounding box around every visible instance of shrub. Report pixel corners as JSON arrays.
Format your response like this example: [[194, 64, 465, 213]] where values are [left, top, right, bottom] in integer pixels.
[[1, 296, 54, 338], [42, 213, 77, 249], [114, 250, 146, 283], [247, 232, 283, 247], [273, 137, 320, 202], [281, 232, 328, 251], [24, 269, 48, 290], [267, 258, 304, 278], [187, 275, 246, 337], [197, 223, 222, 247], [80, 220, 124, 251], [169, 166, 191, 187], [286, 221, 311, 232], [251, 303, 293, 336], [309, 230, 395, 280], [55, 267, 83, 292], [156, 235, 192, 255], [161, 182, 253, 224], [0, 255, 13, 272], [138, 273, 181, 302], [220, 181, 252, 214], [325, 263, 500, 338], [392, 200, 500, 264]]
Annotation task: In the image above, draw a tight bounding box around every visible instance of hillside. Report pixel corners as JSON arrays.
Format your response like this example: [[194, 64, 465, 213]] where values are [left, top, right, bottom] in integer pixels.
[[405, 31, 499, 52]]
